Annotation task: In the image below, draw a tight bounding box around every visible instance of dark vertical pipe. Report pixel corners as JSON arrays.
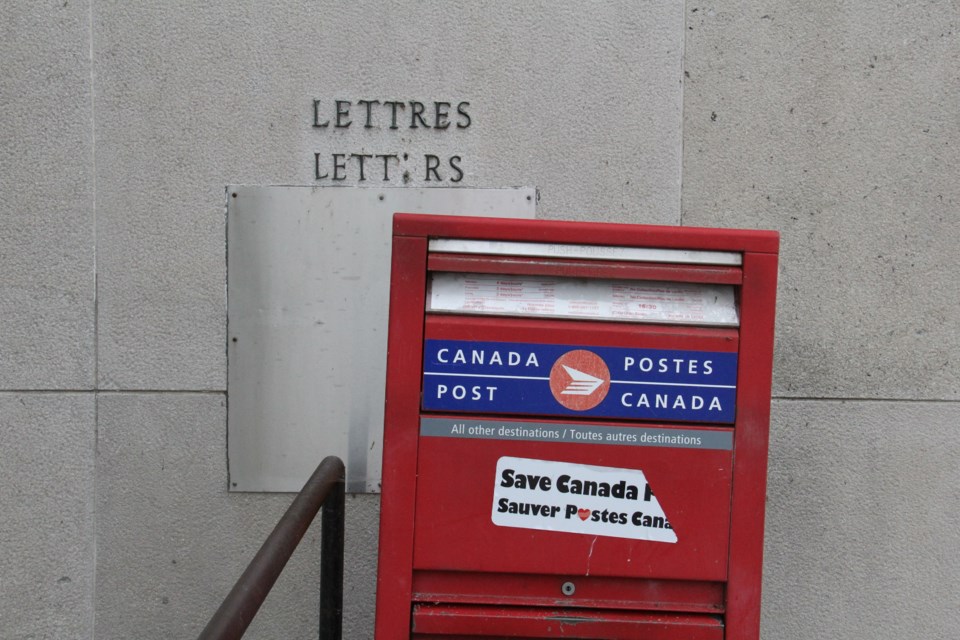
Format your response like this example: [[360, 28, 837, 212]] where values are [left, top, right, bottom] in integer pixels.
[[319, 478, 345, 639]]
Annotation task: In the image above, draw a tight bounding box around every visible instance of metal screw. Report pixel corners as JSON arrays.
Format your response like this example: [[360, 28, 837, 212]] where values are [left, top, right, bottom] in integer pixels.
[[561, 581, 576, 596]]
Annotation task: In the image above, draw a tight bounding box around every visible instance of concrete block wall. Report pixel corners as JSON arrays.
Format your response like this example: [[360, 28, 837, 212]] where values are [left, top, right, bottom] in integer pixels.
[[1, 1, 956, 638], [1, 2, 96, 638], [683, 3, 960, 638]]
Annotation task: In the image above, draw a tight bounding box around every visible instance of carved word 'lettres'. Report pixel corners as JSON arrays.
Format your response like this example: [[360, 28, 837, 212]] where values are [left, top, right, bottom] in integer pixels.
[[311, 98, 472, 183]]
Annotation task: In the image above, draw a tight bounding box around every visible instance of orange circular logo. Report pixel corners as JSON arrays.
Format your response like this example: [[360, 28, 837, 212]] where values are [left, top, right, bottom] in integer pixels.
[[549, 350, 610, 411]]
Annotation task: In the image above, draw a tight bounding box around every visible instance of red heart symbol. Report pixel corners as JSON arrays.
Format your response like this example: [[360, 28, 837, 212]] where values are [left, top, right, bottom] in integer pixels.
[[577, 508, 591, 521]]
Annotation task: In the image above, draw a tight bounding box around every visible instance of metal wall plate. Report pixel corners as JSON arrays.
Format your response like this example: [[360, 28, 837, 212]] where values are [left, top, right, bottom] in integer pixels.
[[227, 186, 535, 492]]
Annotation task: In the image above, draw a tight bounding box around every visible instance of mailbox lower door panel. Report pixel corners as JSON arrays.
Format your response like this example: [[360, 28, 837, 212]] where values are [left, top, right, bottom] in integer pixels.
[[413, 417, 733, 582], [412, 571, 724, 614], [411, 604, 724, 639]]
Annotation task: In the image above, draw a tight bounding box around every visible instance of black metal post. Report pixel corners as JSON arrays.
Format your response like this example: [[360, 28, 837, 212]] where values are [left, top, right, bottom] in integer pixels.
[[319, 477, 345, 639]]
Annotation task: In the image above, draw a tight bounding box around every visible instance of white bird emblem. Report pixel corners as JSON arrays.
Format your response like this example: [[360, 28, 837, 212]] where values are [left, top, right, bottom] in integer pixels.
[[560, 365, 604, 395]]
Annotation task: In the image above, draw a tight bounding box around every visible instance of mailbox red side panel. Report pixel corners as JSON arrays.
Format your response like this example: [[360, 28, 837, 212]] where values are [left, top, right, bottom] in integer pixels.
[[725, 250, 778, 640], [375, 235, 428, 638]]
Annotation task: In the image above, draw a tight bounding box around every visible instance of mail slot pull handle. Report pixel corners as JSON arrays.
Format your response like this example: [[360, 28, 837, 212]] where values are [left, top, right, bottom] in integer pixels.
[[429, 238, 743, 266], [427, 253, 744, 285]]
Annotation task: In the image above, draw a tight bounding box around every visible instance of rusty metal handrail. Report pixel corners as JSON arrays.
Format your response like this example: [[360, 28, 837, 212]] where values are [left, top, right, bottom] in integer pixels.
[[197, 456, 345, 640]]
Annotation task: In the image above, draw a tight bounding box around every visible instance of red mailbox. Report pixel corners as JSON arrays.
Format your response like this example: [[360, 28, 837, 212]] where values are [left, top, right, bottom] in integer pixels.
[[375, 214, 778, 639]]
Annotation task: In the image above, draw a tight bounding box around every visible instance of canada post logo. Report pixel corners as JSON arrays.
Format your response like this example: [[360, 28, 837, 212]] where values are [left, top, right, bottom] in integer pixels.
[[549, 350, 610, 411], [421, 339, 738, 423]]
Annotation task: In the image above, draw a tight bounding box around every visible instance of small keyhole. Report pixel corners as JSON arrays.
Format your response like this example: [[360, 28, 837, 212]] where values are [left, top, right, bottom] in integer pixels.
[[561, 581, 576, 596]]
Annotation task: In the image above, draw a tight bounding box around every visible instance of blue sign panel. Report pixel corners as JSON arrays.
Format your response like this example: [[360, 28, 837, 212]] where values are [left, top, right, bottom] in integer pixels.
[[422, 340, 738, 423]]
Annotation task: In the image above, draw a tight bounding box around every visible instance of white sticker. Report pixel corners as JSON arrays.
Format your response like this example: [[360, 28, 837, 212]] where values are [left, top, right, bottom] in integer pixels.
[[491, 457, 678, 543]]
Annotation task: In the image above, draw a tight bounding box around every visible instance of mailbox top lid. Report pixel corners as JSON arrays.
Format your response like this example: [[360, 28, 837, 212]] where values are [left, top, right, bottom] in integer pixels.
[[394, 213, 780, 255]]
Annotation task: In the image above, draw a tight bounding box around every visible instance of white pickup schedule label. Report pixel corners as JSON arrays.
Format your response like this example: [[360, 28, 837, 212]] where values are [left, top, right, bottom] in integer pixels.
[[491, 457, 678, 543], [428, 272, 739, 327]]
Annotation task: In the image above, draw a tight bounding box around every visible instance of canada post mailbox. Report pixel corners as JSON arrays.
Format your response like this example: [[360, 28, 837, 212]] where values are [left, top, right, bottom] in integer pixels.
[[376, 214, 778, 639]]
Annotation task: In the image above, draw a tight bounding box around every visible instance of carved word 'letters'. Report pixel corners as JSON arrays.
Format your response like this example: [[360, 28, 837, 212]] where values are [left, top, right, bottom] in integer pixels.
[[311, 98, 471, 183]]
